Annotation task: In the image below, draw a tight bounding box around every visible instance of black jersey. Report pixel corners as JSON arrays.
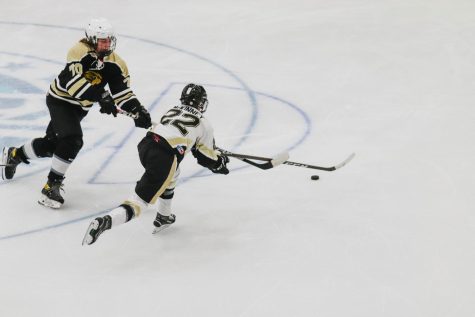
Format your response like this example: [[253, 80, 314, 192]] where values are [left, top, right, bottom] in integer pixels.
[[48, 40, 140, 111]]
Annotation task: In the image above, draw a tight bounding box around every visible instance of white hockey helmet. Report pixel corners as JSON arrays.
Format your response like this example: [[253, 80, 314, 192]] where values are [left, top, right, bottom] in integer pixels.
[[85, 17, 117, 57]]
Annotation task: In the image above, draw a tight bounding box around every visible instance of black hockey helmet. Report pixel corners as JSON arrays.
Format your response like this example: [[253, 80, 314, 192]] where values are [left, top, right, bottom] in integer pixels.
[[180, 84, 208, 113]]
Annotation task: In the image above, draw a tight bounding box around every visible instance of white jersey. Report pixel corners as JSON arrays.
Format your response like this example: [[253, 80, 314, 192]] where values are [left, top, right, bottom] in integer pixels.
[[151, 104, 219, 162]]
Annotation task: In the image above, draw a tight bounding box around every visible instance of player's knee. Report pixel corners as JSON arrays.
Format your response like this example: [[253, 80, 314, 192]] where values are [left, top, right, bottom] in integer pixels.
[[62, 135, 84, 154], [32, 137, 57, 158]]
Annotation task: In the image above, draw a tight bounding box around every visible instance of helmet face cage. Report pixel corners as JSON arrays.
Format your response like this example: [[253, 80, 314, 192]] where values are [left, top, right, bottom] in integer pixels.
[[85, 18, 117, 57], [180, 84, 208, 113]]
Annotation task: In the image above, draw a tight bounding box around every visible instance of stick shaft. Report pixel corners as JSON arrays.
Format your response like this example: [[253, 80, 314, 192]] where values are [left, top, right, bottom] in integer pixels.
[[218, 148, 355, 172]]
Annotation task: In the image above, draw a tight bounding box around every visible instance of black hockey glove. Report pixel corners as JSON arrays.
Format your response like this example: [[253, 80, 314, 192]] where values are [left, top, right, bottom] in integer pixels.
[[98, 91, 117, 117], [134, 106, 152, 129], [210, 155, 229, 175], [121, 103, 152, 129]]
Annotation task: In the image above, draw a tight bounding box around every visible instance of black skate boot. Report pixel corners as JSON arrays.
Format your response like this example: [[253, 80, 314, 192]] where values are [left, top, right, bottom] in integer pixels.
[[82, 216, 112, 245], [38, 178, 65, 209], [152, 212, 176, 234], [1, 147, 29, 180]]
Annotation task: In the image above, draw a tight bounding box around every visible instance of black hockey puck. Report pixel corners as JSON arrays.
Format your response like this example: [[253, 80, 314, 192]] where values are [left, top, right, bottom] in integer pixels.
[[311, 175, 319, 180]]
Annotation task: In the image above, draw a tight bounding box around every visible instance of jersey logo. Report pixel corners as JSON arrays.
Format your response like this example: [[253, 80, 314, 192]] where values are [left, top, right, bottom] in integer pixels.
[[84, 71, 102, 85], [152, 134, 160, 143], [89, 59, 105, 71], [176, 146, 185, 155]]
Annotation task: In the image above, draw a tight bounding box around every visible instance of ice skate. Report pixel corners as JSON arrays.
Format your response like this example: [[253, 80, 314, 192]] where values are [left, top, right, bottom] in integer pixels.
[[152, 212, 176, 234], [82, 216, 112, 245], [1, 147, 23, 180], [38, 178, 65, 209]]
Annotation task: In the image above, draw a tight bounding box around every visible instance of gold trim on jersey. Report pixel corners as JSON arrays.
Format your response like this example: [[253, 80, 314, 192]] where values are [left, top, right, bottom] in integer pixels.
[[49, 79, 93, 108], [66, 74, 82, 89], [118, 97, 138, 108], [76, 83, 92, 99], [165, 137, 194, 149], [67, 41, 92, 63], [150, 156, 178, 204], [48, 90, 93, 109], [50, 80, 78, 102], [112, 88, 132, 99], [74, 40, 130, 79], [104, 53, 130, 77], [67, 77, 89, 97], [114, 92, 135, 105], [195, 143, 219, 160]]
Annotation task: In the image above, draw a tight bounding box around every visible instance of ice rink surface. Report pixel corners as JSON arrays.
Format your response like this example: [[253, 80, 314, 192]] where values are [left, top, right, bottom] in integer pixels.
[[1, 1, 474, 316]]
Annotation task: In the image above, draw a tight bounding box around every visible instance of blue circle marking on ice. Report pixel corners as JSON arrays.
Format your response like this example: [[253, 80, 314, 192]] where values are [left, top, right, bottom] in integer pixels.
[[0, 20, 260, 184], [0, 21, 312, 241], [0, 73, 43, 94]]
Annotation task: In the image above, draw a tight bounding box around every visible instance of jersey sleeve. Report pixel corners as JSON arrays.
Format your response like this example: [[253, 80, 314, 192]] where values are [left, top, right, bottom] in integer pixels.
[[106, 53, 142, 110], [191, 119, 221, 168]]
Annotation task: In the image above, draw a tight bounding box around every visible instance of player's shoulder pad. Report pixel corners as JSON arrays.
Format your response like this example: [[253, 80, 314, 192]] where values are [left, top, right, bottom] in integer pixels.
[[105, 52, 130, 77], [200, 115, 213, 131], [67, 41, 92, 63]]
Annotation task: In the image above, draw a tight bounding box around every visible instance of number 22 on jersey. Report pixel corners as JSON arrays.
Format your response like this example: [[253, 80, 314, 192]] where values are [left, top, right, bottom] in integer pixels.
[[160, 109, 200, 136]]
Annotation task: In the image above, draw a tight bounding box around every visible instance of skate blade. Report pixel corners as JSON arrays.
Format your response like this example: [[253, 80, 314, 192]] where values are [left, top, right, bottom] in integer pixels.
[[1, 147, 7, 181], [38, 195, 63, 209], [152, 224, 171, 234], [82, 220, 99, 246]]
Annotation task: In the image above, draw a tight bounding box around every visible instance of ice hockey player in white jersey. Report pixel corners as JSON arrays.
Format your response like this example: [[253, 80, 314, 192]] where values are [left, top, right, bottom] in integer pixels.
[[82, 84, 229, 245]]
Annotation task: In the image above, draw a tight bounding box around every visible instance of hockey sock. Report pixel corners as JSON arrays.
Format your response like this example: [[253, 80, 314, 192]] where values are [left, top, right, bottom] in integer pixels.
[[158, 197, 173, 216], [109, 205, 132, 228], [108, 193, 150, 228], [49, 155, 71, 179], [22, 140, 40, 160]]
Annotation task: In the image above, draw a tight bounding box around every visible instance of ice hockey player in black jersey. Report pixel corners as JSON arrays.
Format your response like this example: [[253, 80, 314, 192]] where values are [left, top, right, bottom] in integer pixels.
[[82, 84, 229, 245], [0, 18, 151, 209]]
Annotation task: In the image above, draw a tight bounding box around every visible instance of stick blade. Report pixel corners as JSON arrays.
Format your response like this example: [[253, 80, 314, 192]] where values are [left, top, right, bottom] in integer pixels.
[[334, 152, 356, 170]]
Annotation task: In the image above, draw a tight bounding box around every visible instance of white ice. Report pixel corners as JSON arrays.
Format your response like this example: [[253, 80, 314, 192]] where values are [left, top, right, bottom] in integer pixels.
[[1, 0, 474, 316]]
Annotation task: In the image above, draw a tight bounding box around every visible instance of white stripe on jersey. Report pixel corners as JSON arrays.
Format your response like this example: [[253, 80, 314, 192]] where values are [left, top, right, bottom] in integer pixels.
[[76, 82, 92, 99], [55, 77, 69, 93], [112, 88, 132, 98], [66, 74, 82, 89]]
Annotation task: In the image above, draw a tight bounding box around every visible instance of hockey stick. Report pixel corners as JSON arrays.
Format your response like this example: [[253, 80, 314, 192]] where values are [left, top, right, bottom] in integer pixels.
[[281, 153, 355, 171], [117, 108, 138, 119], [117, 109, 283, 170], [218, 147, 355, 172], [217, 147, 289, 170], [117, 108, 286, 170], [117, 108, 354, 172], [231, 155, 288, 170], [117, 109, 159, 129]]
